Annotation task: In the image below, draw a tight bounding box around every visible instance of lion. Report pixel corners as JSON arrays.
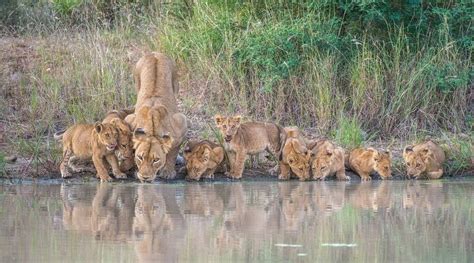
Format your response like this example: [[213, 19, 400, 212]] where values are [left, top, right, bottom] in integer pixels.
[[102, 109, 135, 172], [125, 53, 188, 181], [132, 129, 174, 183], [348, 148, 392, 181], [310, 139, 349, 181], [183, 140, 225, 181], [59, 122, 126, 182], [214, 115, 285, 179], [279, 127, 313, 181], [403, 141, 445, 179]]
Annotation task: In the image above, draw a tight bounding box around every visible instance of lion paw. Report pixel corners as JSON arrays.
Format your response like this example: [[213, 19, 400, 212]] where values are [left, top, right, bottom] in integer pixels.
[[114, 171, 127, 179]]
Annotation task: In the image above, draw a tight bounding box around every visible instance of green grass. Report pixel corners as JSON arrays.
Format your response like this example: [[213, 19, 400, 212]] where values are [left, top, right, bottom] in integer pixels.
[[333, 116, 364, 150]]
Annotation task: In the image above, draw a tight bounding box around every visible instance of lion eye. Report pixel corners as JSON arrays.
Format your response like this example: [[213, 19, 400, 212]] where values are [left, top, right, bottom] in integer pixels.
[[121, 144, 127, 148], [136, 155, 143, 161], [153, 158, 160, 164]]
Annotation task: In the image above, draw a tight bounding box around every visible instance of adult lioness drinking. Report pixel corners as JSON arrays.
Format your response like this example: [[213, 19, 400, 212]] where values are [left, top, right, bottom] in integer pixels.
[[126, 53, 187, 181]]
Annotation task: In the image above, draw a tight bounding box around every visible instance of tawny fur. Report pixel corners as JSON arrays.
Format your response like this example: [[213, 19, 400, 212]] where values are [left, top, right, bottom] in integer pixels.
[[279, 127, 312, 181], [403, 141, 445, 179], [59, 123, 125, 182], [214, 115, 285, 179], [183, 140, 225, 181], [310, 139, 349, 181], [348, 148, 392, 181]]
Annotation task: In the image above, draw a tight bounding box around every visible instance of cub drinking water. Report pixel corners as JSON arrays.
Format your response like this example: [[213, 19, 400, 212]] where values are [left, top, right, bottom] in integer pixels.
[[403, 141, 445, 179]]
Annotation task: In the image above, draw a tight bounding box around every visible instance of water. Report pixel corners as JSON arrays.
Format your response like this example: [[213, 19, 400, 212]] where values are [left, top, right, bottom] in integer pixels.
[[0, 179, 473, 262]]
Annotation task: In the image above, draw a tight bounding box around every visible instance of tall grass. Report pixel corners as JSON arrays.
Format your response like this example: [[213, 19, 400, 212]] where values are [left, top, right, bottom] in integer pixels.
[[0, 0, 472, 174]]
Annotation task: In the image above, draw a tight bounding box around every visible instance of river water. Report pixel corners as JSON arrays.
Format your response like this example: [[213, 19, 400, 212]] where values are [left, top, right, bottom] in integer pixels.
[[0, 179, 473, 262]]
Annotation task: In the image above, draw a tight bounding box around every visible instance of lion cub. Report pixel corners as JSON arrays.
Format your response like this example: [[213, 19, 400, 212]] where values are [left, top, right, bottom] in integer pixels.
[[183, 140, 225, 181], [59, 123, 124, 182], [103, 109, 135, 172], [310, 140, 349, 181], [279, 127, 313, 181], [348, 148, 392, 181], [403, 141, 445, 179], [214, 115, 285, 179]]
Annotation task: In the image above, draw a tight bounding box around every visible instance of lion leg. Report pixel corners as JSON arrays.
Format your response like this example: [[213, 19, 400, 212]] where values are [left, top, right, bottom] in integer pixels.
[[60, 149, 73, 178], [92, 153, 113, 182], [335, 169, 350, 181], [68, 156, 96, 173], [230, 151, 246, 179], [161, 146, 179, 180], [278, 161, 291, 180], [105, 154, 127, 179], [427, 169, 443, 179]]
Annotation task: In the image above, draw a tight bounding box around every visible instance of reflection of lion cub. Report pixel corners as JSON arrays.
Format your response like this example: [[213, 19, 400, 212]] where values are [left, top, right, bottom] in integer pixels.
[[403, 141, 445, 179], [214, 115, 285, 179], [348, 148, 392, 181], [183, 140, 224, 181], [310, 139, 349, 181], [279, 127, 312, 181], [59, 123, 125, 182], [127, 53, 188, 181]]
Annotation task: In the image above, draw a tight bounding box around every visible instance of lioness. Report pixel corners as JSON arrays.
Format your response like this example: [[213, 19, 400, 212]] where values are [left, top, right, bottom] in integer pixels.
[[126, 53, 188, 181], [214, 115, 285, 179], [348, 148, 392, 181], [132, 129, 174, 183], [279, 127, 312, 181], [59, 122, 125, 182], [183, 140, 225, 181], [310, 139, 349, 181], [403, 141, 445, 179]]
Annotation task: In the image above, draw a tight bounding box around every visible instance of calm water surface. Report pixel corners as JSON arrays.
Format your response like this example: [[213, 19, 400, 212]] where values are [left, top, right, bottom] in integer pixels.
[[0, 179, 473, 262]]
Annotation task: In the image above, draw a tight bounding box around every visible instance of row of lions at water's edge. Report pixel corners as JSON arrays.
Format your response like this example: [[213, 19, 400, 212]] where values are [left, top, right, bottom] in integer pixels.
[[56, 52, 446, 182]]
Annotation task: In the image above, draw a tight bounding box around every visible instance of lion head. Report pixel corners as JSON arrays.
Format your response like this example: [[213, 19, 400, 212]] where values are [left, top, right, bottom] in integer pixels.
[[403, 146, 431, 179], [94, 122, 119, 152], [312, 143, 337, 180], [373, 149, 392, 179], [283, 129, 313, 181], [132, 129, 174, 183], [183, 141, 224, 181], [214, 115, 241, 143], [108, 117, 133, 161]]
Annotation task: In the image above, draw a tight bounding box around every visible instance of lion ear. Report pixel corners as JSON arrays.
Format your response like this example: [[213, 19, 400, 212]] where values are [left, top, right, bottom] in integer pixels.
[[152, 105, 169, 121], [326, 149, 333, 156], [214, 115, 225, 126], [160, 134, 174, 154], [95, 122, 104, 133], [286, 128, 298, 138], [373, 151, 380, 161], [233, 115, 242, 124], [132, 128, 146, 149], [404, 145, 414, 153]]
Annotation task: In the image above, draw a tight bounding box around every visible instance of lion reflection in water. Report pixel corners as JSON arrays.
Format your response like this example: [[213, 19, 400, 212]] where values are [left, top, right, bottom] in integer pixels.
[[60, 181, 449, 261]]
